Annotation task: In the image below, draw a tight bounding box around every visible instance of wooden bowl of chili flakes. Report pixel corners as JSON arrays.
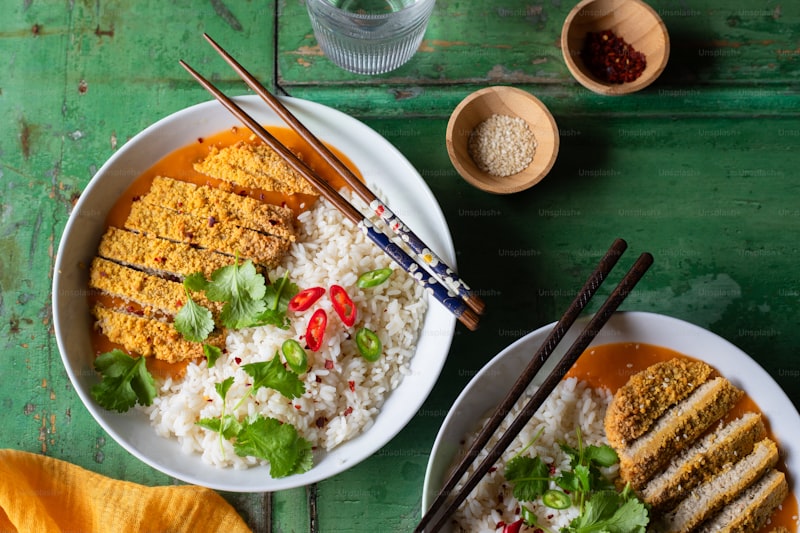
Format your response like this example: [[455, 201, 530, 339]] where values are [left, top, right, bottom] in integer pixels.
[[561, 0, 670, 95]]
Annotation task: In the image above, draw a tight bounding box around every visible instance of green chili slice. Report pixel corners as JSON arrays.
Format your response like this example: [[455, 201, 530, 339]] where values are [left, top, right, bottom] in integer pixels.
[[281, 339, 308, 374], [356, 268, 392, 288], [355, 327, 382, 362], [542, 489, 571, 510]]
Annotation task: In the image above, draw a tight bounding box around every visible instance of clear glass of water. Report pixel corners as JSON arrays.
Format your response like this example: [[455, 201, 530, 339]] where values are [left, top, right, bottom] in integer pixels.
[[306, 0, 436, 75]]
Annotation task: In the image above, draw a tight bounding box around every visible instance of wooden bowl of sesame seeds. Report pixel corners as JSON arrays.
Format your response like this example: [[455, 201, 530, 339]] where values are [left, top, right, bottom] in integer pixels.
[[446, 86, 559, 195], [561, 0, 670, 95]]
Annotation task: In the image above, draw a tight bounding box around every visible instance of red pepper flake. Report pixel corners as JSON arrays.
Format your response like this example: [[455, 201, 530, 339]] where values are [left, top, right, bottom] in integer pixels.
[[234, 357, 242, 365], [315, 375, 322, 383], [197, 137, 204, 144], [348, 380, 355, 392], [344, 406, 353, 416], [324, 359, 334, 370], [294, 404, 302, 410], [581, 29, 646, 84]]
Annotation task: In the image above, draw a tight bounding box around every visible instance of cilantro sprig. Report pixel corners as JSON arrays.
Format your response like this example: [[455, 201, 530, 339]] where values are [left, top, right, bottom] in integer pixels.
[[504, 428, 649, 533], [176, 261, 298, 341], [90, 349, 157, 413], [195, 356, 311, 478], [234, 415, 313, 478]]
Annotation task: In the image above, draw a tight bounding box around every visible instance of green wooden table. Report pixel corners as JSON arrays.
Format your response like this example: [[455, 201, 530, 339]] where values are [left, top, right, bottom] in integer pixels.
[[2, 1, 799, 531]]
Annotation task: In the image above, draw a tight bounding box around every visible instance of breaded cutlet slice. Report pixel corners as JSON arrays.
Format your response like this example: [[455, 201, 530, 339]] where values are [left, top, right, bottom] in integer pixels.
[[654, 438, 779, 533], [194, 141, 317, 196], [605, 358, 715, 448], [125, 202, 290, 268], [617, 376, 743, 489], [695, 469, 789, 533], [92, 305, 225, 363], [143, 177, 296, 241], [642, 412, 767, 510], [89, 257, 220, 316], [98, 227, 231, 279]]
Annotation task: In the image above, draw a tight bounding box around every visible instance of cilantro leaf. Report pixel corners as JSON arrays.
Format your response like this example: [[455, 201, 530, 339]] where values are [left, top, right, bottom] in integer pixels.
[[219, 294, 267, 329], [233, 415, 313, 478], [216, 376, 235, 401], [242, 355, 306, 399], [204, 344, 222, 368], [91, 349, 156, 413], [504, 455, 550, 502], [248, 272, 299, 328], [202, 260, 269, 329], [568, 490, 648, 533], [586, 444, 619, 468], [174, 290, 215, 342], [205, 260, 266, 303], [197, 414, 241, 440], [183, 272, 209, 292]]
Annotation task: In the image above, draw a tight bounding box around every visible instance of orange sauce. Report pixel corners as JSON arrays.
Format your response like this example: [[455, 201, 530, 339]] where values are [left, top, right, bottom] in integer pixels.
[[567, 342, 798, 532], [91, 125, 361, 379]]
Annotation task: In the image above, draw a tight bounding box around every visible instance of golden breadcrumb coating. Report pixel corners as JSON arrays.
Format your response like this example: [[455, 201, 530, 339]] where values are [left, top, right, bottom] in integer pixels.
[[194, 141, 317, 195], [605, 358, 715, 448], [144, 176, 296, 242], [98, 227, 231, 279], [125, 201, 290, 268], [93, 305, 225, 363]]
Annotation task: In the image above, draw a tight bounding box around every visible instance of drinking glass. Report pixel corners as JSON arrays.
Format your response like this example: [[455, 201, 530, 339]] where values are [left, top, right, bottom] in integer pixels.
[[306, 0, 436, 75]]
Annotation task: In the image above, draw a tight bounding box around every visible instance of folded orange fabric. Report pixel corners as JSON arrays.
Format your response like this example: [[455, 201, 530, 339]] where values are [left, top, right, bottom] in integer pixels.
[[0, 450, 252, 533]]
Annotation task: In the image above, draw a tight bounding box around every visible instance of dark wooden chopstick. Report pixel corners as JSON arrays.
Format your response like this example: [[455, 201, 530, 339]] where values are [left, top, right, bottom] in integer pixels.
[[178, 60, 481, 331], [417, 249, 654, 532], [415, 237, 628, 532], [201, 33, 485, 317]]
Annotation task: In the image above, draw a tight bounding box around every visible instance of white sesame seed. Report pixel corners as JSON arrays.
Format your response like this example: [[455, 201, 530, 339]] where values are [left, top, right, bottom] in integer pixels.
[[467, 114, 537, 177]]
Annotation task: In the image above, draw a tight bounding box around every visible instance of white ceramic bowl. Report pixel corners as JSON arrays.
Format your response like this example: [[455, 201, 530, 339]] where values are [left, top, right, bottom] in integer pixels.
[[422, 311, 799, 529], [53, 95, 457, 492]]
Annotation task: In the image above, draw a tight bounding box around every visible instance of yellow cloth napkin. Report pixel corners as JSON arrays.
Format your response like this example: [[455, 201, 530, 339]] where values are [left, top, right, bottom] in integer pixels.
[[0, 450, 252, 533]]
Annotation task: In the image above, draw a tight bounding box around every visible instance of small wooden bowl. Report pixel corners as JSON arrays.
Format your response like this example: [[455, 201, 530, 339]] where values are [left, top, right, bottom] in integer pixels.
[[446, 87, 559, 195], [561, 0, 670, 95]]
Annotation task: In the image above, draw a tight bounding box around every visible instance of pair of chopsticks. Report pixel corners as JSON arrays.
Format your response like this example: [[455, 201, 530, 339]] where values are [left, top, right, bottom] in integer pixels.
[[179, 34, 484, 331], [416, 238, 653, 532]]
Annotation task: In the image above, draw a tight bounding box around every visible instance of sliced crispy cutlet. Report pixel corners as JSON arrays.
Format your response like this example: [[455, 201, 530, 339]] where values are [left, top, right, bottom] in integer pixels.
[[98, 227, 231, 279], [695, 469, 789, 533], [642, 412, 767, 510], [142, 176, 296, 241], [125, 202, 290, 268], [654, 438, 779, 533], [617, 376, 743, 489], [89, 257, 220, 316], [605, 358, 715, 448], [93, 305, 225, 363], [194, 141, 317, 195]]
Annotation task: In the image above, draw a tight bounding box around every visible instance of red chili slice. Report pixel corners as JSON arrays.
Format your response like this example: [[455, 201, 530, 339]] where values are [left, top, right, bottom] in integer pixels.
[[502, 519, 524, 533], [288, 286, 325, 312], [329, 284, 357, 327], [305, 308, 327, 352]]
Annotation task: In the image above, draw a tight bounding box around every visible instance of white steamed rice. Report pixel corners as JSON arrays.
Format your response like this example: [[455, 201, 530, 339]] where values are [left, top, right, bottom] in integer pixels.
[[452, 378, 615, 532], [142, 191, 427, 469]]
